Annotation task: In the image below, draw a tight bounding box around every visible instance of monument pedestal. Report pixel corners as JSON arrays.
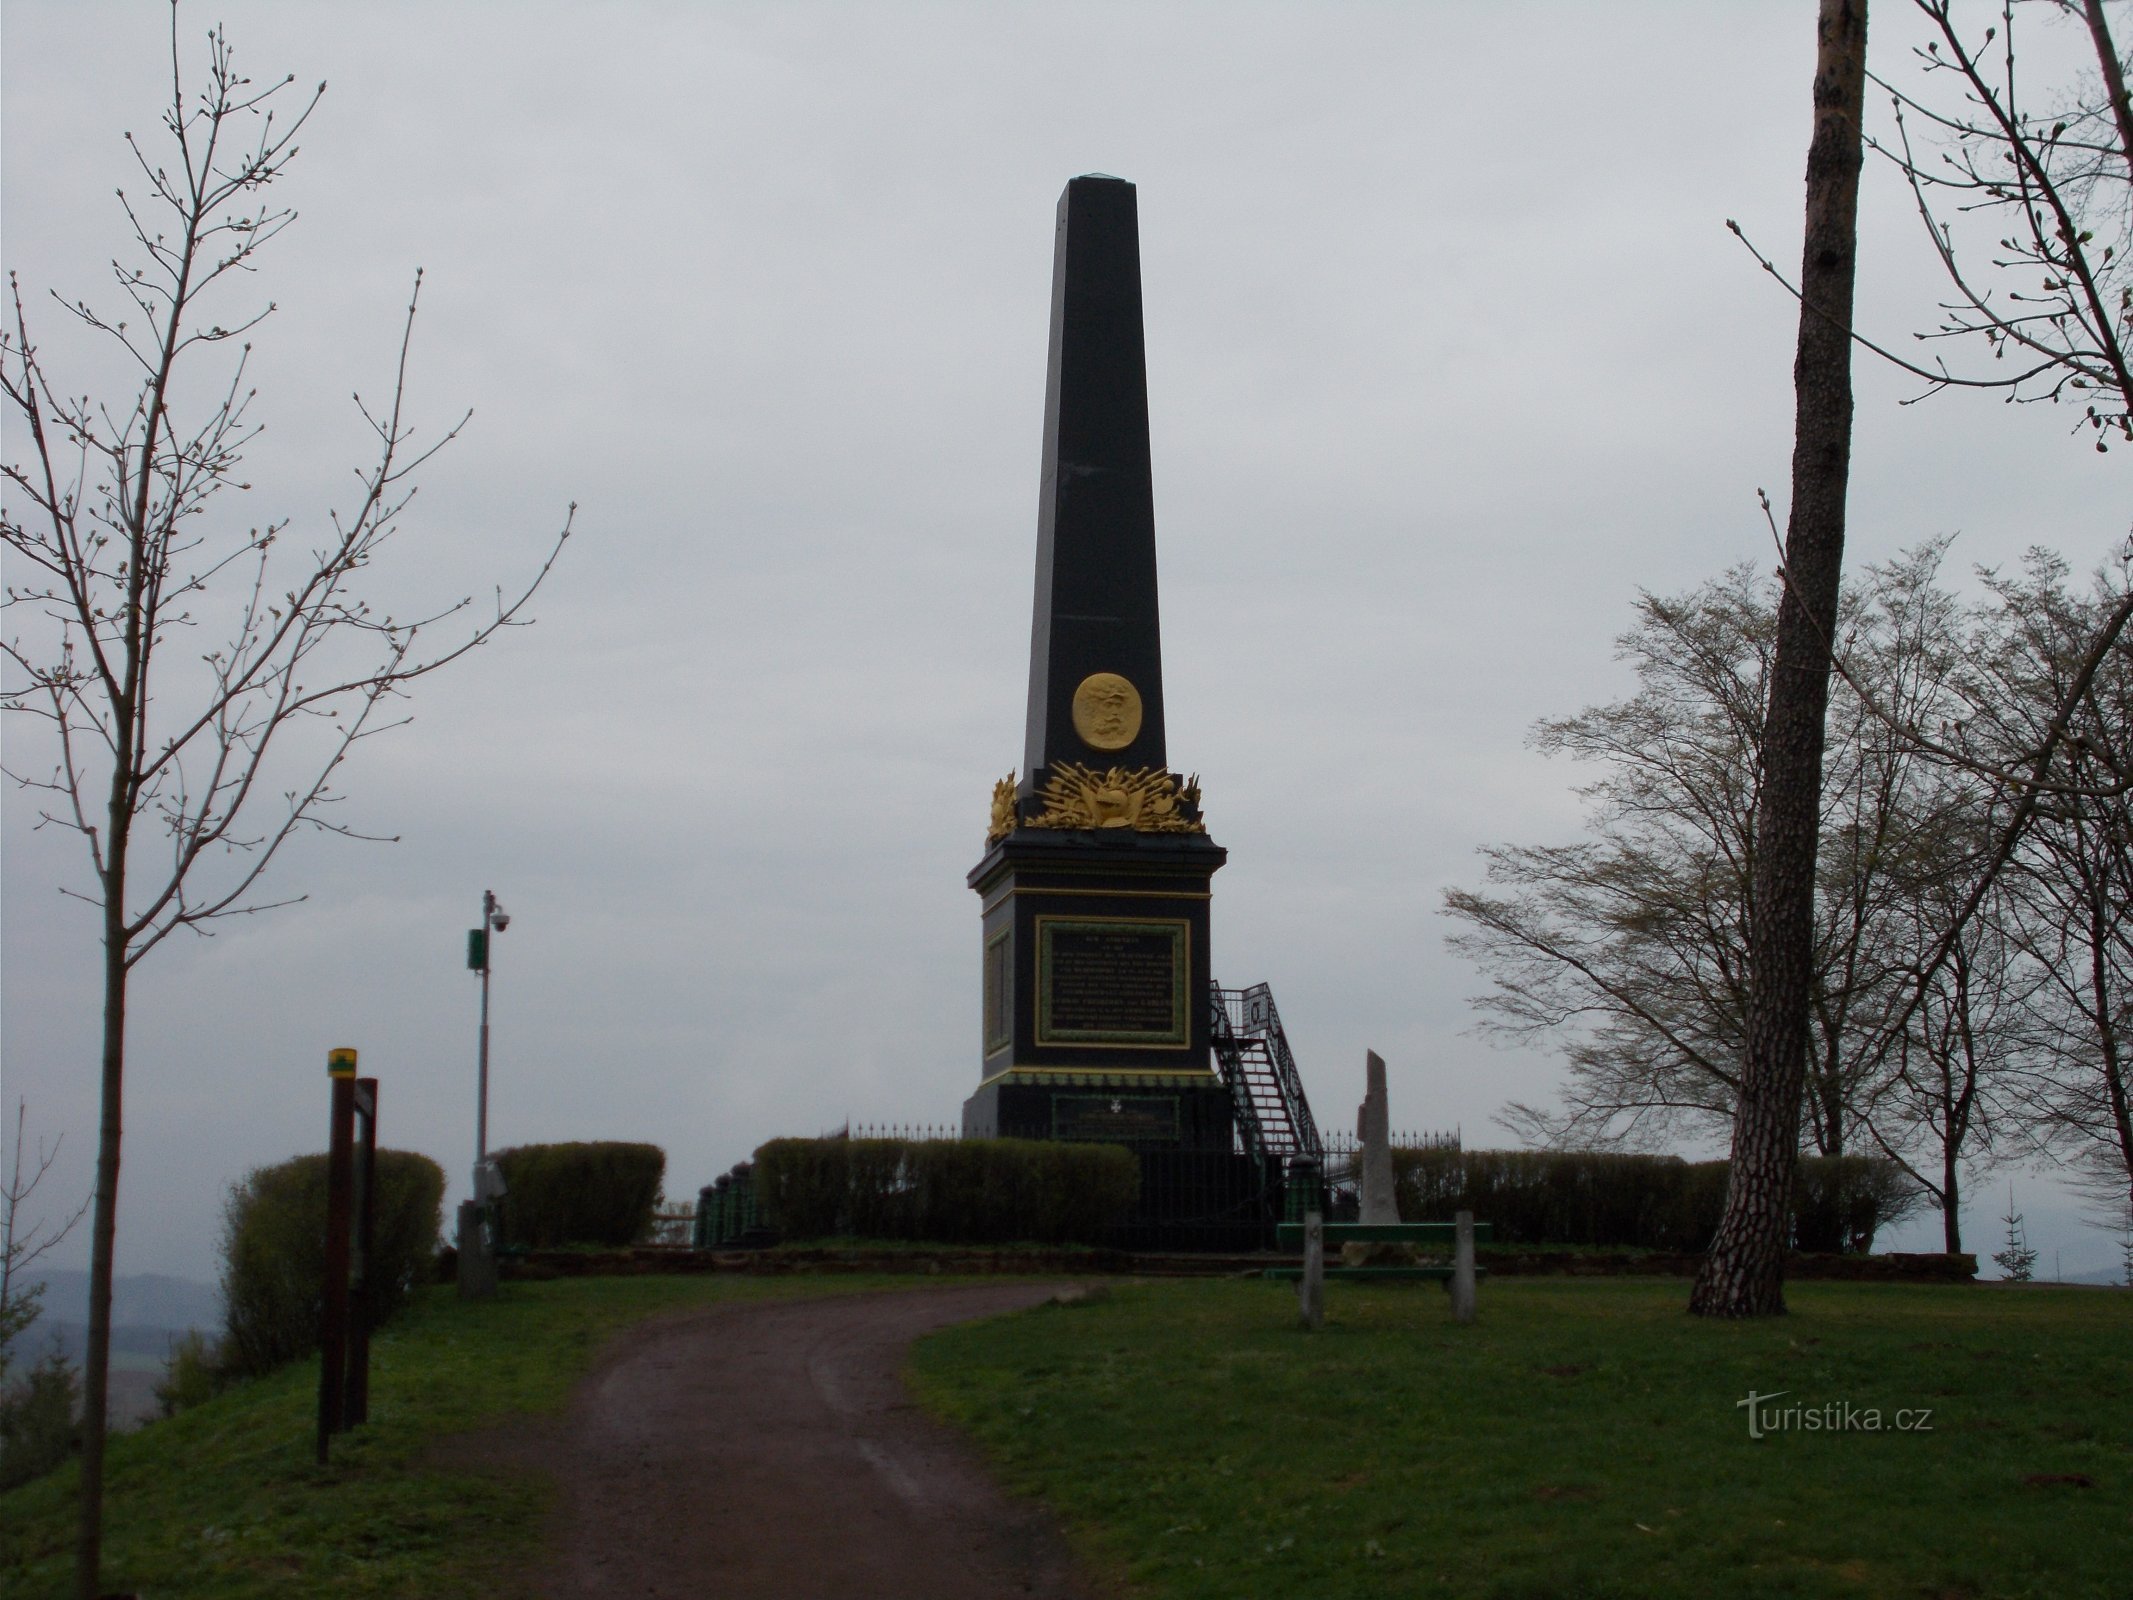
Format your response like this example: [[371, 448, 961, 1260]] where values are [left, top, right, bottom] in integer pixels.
[[965, 174, 1238, 1174], [963, 826, 1231, 1152]]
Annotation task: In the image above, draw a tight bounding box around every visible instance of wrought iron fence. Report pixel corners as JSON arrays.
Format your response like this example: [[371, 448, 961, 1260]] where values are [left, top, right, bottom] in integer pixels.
[[1319, 1129, 1462, 1157], [848, 1123, 962, 1141]]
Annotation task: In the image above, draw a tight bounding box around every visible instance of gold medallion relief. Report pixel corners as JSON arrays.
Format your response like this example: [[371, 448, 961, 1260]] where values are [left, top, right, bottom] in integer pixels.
[[1071, 672, 1143, 751]]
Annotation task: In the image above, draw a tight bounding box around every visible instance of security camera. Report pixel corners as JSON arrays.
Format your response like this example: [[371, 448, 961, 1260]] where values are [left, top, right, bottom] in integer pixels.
[[492, 911, 511, 932]]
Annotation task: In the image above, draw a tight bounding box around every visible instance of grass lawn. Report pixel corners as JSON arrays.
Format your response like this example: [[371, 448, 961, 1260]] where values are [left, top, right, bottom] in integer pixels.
[[909, 1276, 2132, 1600], [0, 1272, 912, 1600]]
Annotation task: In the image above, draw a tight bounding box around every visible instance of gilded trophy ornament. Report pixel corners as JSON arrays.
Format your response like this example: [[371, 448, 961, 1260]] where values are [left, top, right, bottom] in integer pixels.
[[987, 772, 1019, 845], [1070, 672, 1143, 751], [1026, 762, 1205, 834]]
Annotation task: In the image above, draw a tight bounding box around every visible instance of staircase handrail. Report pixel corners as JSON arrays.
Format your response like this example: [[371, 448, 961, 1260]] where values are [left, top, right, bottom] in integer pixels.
[[1208, 982, 1269, 1160], [1240, 983, 1323, 1162]]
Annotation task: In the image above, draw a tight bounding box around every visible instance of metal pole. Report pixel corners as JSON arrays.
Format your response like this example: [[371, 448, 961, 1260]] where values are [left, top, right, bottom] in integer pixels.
[[477, 888, 495, 1167]]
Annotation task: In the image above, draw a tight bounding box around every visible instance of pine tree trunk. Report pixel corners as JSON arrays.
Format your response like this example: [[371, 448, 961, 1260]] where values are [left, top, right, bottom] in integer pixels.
[[1691, 0, 1868, 1319]]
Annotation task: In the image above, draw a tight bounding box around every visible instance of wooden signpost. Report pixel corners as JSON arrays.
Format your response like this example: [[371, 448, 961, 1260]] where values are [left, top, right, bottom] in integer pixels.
[[318, 1047, 379, 1464]]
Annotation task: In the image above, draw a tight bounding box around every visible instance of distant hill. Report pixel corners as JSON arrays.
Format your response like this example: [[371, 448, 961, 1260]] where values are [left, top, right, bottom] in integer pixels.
[[21, 1269, 220, 1332], [10, 1270, 222, 1430], [2061, 1266, 2130, 1287]]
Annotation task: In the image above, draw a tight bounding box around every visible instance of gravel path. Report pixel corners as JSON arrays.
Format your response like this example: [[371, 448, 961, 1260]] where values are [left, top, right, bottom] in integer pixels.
[[454, 1282, 1105, 1599]]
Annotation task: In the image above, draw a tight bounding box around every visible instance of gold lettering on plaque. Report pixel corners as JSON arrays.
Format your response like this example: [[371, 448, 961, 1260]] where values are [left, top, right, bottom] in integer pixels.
[[1071, 672, 1143, 751]]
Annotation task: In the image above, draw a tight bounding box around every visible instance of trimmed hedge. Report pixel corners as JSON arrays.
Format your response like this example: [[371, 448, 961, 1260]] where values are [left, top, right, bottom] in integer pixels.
[[1390, 1147, 1918, 1253], [219, 1148, 445, 1380], [753, 1137, 1139, 1245], [493, 1141, 665, 1248]]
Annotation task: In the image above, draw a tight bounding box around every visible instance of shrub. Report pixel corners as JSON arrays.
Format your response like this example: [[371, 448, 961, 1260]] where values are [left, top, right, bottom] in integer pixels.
[[1390, 1147, 1711, 1249], [1390, 1147, 1918, 1254], [1793, 1154, 1924, 1254], [153, 1330, 224, 1419], [753, 1137, 1139, 1245], [493, 1142, 665, 1248], [219, 1148, 445, 1380], [0, 1349, 80, 1492]]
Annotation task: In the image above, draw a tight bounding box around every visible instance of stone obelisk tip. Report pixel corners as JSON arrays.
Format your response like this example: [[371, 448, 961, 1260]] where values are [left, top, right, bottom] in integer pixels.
[[1022, 174, 1167, 782]]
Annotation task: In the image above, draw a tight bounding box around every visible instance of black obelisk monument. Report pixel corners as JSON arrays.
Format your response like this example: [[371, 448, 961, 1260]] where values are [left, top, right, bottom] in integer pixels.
[[963, 175, 1232, 1151]]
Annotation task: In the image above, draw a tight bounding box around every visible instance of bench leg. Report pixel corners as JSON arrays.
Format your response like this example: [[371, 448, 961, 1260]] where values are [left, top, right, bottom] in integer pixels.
[[1299, 1211, 1325, 1330], [1451, 1209, 1477, 1324]]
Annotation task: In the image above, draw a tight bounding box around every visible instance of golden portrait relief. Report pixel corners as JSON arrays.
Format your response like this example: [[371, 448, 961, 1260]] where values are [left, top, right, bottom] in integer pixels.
[[1070, 672, 1143, 751]]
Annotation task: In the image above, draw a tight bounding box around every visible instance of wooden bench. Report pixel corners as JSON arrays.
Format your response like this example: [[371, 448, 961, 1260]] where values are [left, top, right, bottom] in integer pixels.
[[1264, 1220, 1493, 1282]]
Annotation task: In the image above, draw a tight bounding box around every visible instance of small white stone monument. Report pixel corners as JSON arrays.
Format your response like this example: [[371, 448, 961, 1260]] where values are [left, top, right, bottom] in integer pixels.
[[1358, 1049, 1398, 1226]]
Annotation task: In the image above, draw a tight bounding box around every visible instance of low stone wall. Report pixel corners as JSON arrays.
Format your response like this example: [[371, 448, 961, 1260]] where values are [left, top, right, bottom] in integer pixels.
[[1472, 1249, 1977, 1283], [457, 1243, 1976, 1284]]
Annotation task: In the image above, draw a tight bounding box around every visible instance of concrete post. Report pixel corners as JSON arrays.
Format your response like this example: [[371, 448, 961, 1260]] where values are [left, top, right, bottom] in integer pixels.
[[455, 1200, 496, 1300], [1451, 1209, 1477, 1324], [1299, 1209, 1325, 1330]]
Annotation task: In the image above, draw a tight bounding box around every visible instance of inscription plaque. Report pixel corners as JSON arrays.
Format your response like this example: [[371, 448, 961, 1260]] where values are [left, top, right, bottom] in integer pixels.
[[983, 929, 1012, 1056], [1053, 1094, 1180, 1143], [1035, 917, 1188, 1045]]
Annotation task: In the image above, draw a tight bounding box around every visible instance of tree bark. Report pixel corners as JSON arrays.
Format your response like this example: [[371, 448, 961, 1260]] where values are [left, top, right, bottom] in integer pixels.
[[1691, 0, 1868, 1318], [77, 786, 130, 1596]]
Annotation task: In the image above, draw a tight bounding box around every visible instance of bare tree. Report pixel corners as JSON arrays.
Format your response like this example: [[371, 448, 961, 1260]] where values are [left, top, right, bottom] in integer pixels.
[[0, 1100, 89, 1384], [0, 16, 572, 1594], [1859, 830, 2038, 1252], [1447, 547, 1982, 1162], [1871, 0, 2133, 447], [1836, 0, 2133, 1253], [1445, 568, 1772, 1150], [1689, 0, 2133, 1316], [1975, 553, 2133, 1214]]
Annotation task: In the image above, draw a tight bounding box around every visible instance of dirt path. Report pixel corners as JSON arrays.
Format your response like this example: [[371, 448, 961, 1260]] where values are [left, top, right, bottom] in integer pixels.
[[458, 1282, 1105, 1599]]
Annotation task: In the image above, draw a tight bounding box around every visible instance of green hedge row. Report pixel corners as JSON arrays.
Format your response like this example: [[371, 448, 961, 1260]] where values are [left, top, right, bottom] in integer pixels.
[[753, 1137, 1139, 1245], [219, 1149, 444, 1380], [494, 1141, 665, 1248], [1389, 1148, 1918, 1254]]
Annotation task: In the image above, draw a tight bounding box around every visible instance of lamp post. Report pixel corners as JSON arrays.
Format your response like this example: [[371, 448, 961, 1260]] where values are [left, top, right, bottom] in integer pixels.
[[471, 889, 510, 1168], [458, 889, 510, 1298]]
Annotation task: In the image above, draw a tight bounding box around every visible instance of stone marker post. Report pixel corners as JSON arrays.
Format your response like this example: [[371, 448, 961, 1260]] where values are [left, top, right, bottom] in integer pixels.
[[1299, 1210, 1325, 1330], [1358, 1050, 1397, 1226], [456, 1200, 496, 1300], [1451, 1209, 1478, 1324]]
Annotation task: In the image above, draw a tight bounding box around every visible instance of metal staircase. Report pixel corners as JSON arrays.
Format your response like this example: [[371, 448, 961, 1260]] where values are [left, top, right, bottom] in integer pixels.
[[1209, 982, 1323, 1164]]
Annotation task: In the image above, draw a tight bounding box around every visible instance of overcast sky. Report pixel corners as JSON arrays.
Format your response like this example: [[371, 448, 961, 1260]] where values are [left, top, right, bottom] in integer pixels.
[[4, 2, 2126, 1286]]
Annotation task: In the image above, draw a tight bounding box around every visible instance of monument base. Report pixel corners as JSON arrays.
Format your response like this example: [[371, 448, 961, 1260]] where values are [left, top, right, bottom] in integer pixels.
[[962, 1070, 1235, 1152]]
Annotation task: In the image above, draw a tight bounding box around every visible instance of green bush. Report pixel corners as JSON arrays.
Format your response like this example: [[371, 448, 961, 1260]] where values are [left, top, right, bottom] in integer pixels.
[[1390, 1147, 1917, 1253], [493, 1141, 665, 1248], [153, 1329, 224, 1419], [0, 1348, 80, 1491], [1793, 1154, 1925, 1253], [219, 1148, 445, 1380], [754, 1137, 1139, 1245]]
